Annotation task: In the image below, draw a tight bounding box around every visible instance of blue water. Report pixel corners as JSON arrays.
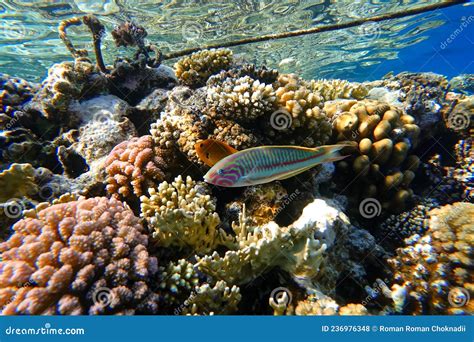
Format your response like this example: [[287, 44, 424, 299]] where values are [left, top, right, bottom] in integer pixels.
[[350, 4, 474, 81]]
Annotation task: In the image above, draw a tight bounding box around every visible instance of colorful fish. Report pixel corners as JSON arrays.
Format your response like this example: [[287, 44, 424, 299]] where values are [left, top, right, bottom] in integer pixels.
[[195, 139, 237, 167], [204, 144, 349, 187]]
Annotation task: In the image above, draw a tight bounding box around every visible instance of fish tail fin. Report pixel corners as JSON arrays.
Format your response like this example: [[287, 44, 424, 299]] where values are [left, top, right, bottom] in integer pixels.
[[313, 144, 352, 163]]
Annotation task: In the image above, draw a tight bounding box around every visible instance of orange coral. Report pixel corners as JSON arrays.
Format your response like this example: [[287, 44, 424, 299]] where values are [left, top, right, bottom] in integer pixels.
[[0, 197, 159, 315], [105, 135, 167, 198]]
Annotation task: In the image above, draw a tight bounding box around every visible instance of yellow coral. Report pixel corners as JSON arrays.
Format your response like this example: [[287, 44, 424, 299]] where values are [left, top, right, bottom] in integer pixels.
[[140, 175, 234, 253], [0, 163, 37, 202], [310, 79, 368, 101], [174, 49, 233, 87], [387, 202, 473, 314]]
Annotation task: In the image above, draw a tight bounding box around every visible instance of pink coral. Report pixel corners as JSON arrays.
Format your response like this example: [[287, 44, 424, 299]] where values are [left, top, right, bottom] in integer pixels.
[[105, 135, 167, 198], [0, 197, 159, 315]]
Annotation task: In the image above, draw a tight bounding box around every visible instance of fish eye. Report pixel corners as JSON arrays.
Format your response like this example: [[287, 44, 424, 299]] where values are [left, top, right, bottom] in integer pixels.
[[217, 169, 224, 175]]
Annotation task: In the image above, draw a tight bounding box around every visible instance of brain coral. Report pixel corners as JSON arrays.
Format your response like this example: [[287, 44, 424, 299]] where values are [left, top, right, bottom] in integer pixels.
[[105, 136, 167, 199], [140, 175, 234, 254], [387, 202, 473, 315], [206, 75, 277, 122], [0, 197, 159, 315], [174, 48, 233, 87]]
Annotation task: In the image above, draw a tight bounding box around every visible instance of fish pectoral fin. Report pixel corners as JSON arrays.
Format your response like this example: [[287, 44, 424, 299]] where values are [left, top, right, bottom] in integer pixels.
[[275, 165, 316, 180]]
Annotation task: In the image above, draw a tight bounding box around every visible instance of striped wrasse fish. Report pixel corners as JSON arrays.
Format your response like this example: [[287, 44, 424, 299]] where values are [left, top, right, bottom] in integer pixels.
[[203, 144, 349, 187]]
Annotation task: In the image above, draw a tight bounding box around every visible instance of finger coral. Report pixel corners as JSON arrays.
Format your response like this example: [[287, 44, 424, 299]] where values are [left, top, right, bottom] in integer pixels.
[[105, 135, 167, 199], [386, 202, 473, 315], [328, 99, 420, 211], [272, 73, 332, 146], [174, 49, 233, 87], [0, 197, 160, 315], [140, 175, 234, 253]]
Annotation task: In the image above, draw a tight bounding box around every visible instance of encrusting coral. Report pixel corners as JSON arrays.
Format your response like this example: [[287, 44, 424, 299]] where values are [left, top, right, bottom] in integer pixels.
[[386, 202, 473, 315], [174, 48, 234, 87], [0, 197, 160, 315], [310, 79, 368, 102], [32, 58, 107, 123], [105, 135, 167, 199], [327, 99, 421, 211], [0, 163, 38, 202], [140, 175, 234, 254]]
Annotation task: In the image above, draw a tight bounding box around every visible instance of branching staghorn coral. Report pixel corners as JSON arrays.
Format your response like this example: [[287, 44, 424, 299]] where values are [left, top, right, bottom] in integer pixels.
[[0, 197, 160, 315], [386, 202, 473, 315], [140, 175, 234, 254], [197, 199, 350, 290], [174, 49, 234, 87], [105, 136, 167, 199], [270, 293, 368, 316]]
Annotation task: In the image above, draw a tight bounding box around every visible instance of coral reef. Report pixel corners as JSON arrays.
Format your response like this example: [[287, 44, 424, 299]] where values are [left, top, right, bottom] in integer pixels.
[[32, 58, 108, 123], [140, 176, 234, 253], [174, 49, 233, 87], [328, 99, 420, 211], [105, 136, 167, 199], [386, 202, 473, 315], [0, 15, 471, 317], [206, 75, 277, 122], [310, 79, 368, 102], [0, 197, 160, 315]]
